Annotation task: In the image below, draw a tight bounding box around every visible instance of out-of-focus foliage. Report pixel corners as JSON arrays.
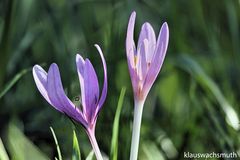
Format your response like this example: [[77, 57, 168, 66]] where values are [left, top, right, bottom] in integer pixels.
[[0, 138, 9, 160], [6, 122, 48, 160], [0, 0, 240, 159], [0, 67, 31, 99]]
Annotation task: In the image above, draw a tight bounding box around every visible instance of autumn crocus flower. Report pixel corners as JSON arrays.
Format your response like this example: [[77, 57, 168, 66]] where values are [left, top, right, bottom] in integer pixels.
[[33, 44, 107, 160], [126, 12, 169, 160]]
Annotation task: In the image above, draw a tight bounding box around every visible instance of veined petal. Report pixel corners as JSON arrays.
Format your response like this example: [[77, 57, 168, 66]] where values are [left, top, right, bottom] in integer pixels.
[[95, 44, 107, 111], [143, 22, 169, 96], [32, 65, 55, 109], [126, 11, 136, 68], [137, 22, 156, 63], [47, 63, 87, 126], [76, 54, 87, 116], [83, 59, 99, 122], [137, 39, 148, 80]]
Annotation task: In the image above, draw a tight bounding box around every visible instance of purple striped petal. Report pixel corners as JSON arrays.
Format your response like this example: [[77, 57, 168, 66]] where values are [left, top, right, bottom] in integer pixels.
[[142, 22, 169, 95], [32, 65, 56, 109], [95, 44, 107, 111], [137, 22, 156, 63], [82, 59, 99, 122], [47, 63, 87, 126], [126, 11, 136, 68], [76, 54, 87, 116]]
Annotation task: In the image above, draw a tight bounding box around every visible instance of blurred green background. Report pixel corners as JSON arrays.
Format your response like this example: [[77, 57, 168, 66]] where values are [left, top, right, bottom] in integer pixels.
[[0, 0, 240, 159]]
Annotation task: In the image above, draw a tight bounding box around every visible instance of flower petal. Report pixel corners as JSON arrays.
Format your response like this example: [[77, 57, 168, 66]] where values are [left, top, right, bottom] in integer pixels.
[[126, 12, 139, 99], [76, 54, 87, 116], [143, 22, 169, 96], [32, 65, 54, 108], [137, 22, 156, 63], [137, 39, 148, 81], [128, 60, 139, 100], [82, 59, 99, 122], [126, 11, 136, 68], [47, 63, 87, 126], [95, 44, 107, 110]]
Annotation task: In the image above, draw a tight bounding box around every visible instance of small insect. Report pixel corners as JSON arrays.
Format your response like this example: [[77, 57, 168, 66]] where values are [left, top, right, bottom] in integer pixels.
[[73, 96, 81, 110], [75, 96, 80, 101]]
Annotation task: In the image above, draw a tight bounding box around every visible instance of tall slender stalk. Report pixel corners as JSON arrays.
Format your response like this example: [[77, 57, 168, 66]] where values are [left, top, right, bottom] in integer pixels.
[[130, 100, 144, 160], [87, 130, 103, 160]]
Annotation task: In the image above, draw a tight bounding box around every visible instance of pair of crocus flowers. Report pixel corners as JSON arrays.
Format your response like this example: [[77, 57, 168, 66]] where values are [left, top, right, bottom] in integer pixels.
[[33, 11, 169, 160]]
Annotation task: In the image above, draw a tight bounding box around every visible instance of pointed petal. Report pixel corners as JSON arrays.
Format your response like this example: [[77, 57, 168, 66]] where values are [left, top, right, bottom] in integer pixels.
[[32, 65, 54, 107], [126, 11, 136, 68], [47, 63, 87, 126], [126, 12, 139, 99], [82, 59, 99, 122], [76, 54, 87, 115], [143, 22, 169, 96], [95, 44, 107, 110], [137, 22, 156, 63]]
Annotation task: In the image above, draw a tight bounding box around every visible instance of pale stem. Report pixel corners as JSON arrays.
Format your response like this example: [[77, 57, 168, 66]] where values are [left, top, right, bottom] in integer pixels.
[[87, 129, 104, 160], [130, 100, 145, 160]]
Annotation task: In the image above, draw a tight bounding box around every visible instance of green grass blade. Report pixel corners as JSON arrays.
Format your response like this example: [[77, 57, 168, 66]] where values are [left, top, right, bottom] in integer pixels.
[[72, 130, 81, 160], [0, 138, 9, 160], [6, 122, 48, 160], [176, 55, 239, 130], [85, 150, 94, 160], [50, 127, 63, 160], [202, 97, 234, 150], [140, 141, 165, 160], [0, 67, 31, 99], [110, 87, 126, 160]]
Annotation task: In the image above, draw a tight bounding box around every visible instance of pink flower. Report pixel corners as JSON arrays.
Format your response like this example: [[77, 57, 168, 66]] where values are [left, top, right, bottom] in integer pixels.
[[126, 11, 169, 102]]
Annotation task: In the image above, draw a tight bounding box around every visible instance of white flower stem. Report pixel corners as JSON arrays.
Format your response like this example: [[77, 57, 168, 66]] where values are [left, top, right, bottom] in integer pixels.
[[87, 130, 103, 160], [130, 100, 145, 160]]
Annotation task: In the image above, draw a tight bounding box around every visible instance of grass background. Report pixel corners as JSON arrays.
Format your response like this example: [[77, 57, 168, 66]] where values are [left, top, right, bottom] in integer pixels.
[[0, 0, 240, 159]]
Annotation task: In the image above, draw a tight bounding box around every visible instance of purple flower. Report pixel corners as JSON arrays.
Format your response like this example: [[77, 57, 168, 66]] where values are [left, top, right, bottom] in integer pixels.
[[32, 44, 107, 133], [126, 11, 169, 102]]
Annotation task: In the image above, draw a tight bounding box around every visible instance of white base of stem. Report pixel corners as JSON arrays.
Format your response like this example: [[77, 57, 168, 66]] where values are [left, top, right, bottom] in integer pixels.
[[129, 100, 144, 160]]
